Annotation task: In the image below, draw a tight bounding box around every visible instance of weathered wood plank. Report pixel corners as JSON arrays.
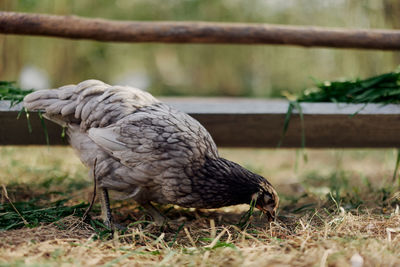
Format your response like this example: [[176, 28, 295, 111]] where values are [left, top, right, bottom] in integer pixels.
[[1, 11, 400, 50], [1, 99, 400, 148]]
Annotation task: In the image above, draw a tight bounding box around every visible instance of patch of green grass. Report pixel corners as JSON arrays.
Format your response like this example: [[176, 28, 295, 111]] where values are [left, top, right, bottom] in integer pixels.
[[0, 185, 114, 240], [299, 70, 400, 104], [0, 81, 51, 143], [0, 81, 34, 107], [310, 171, 399, 212], [0, 197, 88, 230]]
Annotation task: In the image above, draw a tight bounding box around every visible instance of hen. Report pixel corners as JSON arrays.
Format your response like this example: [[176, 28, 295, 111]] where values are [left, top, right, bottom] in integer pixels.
[[24, 80, 279, 227]]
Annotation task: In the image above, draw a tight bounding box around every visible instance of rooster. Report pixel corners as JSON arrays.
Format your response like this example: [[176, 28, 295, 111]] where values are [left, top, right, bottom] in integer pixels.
[[24, 80, 279, 228]]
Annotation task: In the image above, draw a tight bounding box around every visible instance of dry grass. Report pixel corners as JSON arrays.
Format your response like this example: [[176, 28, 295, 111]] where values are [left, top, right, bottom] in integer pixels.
[[1, 146, 400, 267]]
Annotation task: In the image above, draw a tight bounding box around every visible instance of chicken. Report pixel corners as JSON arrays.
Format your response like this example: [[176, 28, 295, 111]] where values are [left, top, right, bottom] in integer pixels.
[[23, 79, 279, 227]]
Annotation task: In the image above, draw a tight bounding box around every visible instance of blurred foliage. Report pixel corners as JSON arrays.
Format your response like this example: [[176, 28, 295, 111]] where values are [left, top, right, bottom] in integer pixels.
[[298, 69, 400, 104], [0, 81, 33, 106], [0, 0, 400, 96]]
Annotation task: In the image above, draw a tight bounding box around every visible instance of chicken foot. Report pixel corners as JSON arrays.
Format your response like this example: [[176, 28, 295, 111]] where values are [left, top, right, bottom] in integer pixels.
[[141, 202, 167, 226]]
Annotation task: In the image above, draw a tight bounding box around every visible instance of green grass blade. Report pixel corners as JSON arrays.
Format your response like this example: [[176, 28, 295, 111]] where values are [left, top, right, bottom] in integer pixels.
[[237, 196, 257, 229], [278, 101, 294, 147], [61, 126, 66, 139], [38, 111, 50, 145], [291, 101, 307, 162], [24, 107, 32, 133], [291, 101, 306, 149], [168, 222, 185, 247], [392, 149, 400, 183]]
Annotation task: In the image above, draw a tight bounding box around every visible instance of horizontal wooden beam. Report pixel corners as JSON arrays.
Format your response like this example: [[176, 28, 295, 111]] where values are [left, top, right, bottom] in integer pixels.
[[1, 98, 400, 148], [1, 12, 400, 50]]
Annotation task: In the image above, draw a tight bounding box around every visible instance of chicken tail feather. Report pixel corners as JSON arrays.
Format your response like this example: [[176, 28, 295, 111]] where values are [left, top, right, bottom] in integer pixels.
[[23, 80, 108, 126]]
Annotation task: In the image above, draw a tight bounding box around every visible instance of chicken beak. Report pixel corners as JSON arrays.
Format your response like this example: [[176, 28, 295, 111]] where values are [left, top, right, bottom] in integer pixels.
[[266, 209, 276, 221], [256, 204, 276, 221]]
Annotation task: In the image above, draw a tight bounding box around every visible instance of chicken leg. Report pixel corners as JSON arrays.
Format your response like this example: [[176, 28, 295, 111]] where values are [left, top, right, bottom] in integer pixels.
[[141, 202, 167, 226], [99, 188, 115, 229]]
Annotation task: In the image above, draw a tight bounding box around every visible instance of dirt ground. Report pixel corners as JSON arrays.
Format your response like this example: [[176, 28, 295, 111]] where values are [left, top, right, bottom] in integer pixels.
[[1, 146, 400, 266]]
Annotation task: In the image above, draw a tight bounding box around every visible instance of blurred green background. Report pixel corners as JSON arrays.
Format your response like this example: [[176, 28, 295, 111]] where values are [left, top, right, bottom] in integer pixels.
[[1, 0, 400, 97]]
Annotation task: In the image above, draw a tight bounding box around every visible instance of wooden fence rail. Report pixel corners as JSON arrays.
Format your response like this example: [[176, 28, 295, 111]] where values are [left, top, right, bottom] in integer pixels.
[[1, 11, 400, 49], [1, 99, 400, 148]]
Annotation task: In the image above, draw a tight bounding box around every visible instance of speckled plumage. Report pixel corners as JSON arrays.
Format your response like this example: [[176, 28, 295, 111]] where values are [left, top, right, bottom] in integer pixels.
[[24, 80, 279, 224]]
